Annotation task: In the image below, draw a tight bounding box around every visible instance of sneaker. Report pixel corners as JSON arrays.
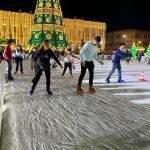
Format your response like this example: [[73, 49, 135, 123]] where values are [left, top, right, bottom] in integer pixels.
[[89, 86, 96, 93], [118, 79, 125, 83], [21, 71, 24, 74], [105, 78, 110, 83], [47, 90, 53, 95], [77, 86, 84, 94]]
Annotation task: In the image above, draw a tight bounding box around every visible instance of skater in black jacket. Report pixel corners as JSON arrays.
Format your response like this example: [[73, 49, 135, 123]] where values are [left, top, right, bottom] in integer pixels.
[[30, 40, 63, 95]]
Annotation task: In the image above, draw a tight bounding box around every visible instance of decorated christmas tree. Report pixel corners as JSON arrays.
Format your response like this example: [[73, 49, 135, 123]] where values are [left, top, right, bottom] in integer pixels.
[[28, 0, 67, 50], [146, 44, 150, 56], [131, 42, 137, 58]]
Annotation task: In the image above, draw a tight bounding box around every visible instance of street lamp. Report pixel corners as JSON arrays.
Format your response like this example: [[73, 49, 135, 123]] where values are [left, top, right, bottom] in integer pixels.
[[123, 35, 126, 38]]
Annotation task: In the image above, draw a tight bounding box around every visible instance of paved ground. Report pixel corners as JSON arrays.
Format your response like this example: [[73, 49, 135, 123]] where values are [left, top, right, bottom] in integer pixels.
[[1, 59, 150, 150]]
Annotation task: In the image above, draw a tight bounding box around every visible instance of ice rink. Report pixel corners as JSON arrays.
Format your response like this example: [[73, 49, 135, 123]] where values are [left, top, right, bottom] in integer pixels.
[[1, 59, 150, 150]]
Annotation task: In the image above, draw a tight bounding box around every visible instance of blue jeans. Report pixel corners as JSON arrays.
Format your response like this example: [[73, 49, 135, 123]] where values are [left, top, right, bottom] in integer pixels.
[[7, 60, 12, 79], [107, 63, 122, 80]]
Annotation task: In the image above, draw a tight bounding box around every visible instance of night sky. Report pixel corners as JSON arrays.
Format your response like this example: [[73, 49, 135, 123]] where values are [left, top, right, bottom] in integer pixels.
[[0, 0, 149, 32]]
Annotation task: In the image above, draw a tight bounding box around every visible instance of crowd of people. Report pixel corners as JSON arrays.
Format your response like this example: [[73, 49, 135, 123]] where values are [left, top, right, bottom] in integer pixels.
[[0, 39, 80, 95], [0, 36, 147, 96]]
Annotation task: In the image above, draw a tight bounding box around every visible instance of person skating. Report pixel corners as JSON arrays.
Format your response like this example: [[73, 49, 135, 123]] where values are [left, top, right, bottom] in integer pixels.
[[137, 51, 144, 63], [30, 40, 63, 96], [105, 43, 126, 83], [3, 39, 14, 80], [62, 48, 79, 79], [14, 45, 24, 74], [125, 49, 131, 65], [77, 36, 104, 94], [26, 46, 38, 71]]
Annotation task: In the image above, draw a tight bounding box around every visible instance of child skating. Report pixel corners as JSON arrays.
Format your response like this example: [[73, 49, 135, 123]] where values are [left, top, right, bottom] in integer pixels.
[[62, 48, 79, 79]]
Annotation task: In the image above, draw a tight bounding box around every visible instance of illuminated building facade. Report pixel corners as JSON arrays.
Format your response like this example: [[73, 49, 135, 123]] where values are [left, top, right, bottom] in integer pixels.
[[0, 10, 106, 51], [106, 29, 150, 54]]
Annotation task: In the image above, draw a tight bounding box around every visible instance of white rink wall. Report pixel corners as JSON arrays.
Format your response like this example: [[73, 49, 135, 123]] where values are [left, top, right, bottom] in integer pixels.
[[0, 61, 7, 136]]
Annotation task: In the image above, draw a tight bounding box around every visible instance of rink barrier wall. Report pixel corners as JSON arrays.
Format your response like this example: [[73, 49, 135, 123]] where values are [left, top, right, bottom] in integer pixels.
[[0, 61, 7, 137]]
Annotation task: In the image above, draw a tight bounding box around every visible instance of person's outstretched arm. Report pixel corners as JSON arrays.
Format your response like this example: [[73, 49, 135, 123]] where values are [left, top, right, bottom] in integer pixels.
[[72, 53, 80, 60], [94, 50, 104, 65], [34, 50, 41, 62], [26, 51, 32, 60], [50, 50, 63, 68], [117, 50, 125, 58]]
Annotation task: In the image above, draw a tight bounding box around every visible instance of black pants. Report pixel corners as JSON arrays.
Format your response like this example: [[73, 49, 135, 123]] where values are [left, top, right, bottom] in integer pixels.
[[138, 58, 141, 62], [31, 65, 51, 91], [15, 57, 23, 72], [62, 62, 72, 76], [78, 61, 94, 86]]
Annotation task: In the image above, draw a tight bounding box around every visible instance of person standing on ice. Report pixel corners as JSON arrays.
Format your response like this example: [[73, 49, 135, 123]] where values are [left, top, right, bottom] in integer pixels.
[[26, 46, 38, 72], [3, 39, 14, 81], [77, 36, 104, 94], [14, 45, 24, 74], [62, 48, 80, 79], [105, 43, 127, 83], [30, 40, 63, 96]]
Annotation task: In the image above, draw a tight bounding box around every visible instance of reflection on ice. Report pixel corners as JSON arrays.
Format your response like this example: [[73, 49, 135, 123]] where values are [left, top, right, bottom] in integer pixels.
[[114, 92, 150, 96], [130, 99, 150, 104]]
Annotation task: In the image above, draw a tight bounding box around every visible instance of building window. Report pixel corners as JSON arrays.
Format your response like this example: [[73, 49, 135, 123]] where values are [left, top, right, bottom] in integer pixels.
[[69, 30, 73, 39], [111, 35, 114, 39], [99, 29, 102, 36], [136, 34, 140, 39], [91, 28, 96, 38], [78, 30, 81, 40], [84, 28, 89, 39]]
